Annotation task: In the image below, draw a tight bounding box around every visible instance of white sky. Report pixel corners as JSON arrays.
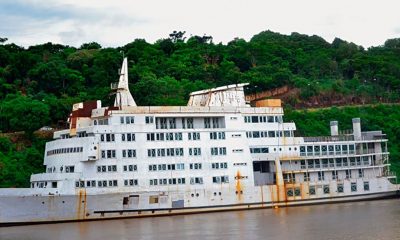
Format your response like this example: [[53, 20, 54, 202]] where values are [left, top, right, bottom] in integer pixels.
[[1, 0, 400, 48]]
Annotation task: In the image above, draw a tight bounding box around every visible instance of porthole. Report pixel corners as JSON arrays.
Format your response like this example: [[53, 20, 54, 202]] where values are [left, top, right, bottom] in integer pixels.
[[191, 193, 194, 197], [196, 193, 199, 197]]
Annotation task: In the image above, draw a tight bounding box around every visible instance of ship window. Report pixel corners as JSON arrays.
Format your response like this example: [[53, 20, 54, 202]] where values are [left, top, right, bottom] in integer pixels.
[[287, 189, 294, 197], [346, 170, 351, 179], [125, 116, 134, 124], [337, 183, 344, 193], [128, 149, 136, 158], [358, 169, 364, 178], [127, 133, 134, 141], [251, 116, 259, 123], [332, 171, 338, 180], [187, 118, 194, 129], [204, 118, 211, 128], [303, 172, 310, 181], [147, 133, 154, 141], [175, 132, 183, 140], [335, 145, 341, 153], [323, 185, 330, 194], [149, 196, 159, 204], [267, 116, 274, 122], [300, 146, 306, 153], [106, 150, 116, 158], [309, 186, 316, 195], [351, 182, 357, 192], [66, 166, 74, 173], [145, 116, 154, 124], [190, 177, 203, 185], [294, 187, 301, 196], [169, 118, 176, 129], [318, 172, 325, 181], [363, 181, 370, 191]]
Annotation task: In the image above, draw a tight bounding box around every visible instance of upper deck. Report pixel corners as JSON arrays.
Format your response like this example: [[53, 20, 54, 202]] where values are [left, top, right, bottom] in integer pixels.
[[91, 105, 284, 118]]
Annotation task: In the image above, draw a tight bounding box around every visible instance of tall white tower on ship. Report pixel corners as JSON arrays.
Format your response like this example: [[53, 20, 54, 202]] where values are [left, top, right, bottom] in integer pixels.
[[113, 57, 136, 108]]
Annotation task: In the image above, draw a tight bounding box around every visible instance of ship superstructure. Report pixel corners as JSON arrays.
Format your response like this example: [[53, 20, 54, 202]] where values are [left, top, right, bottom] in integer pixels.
[[0, 58, 398, 225]]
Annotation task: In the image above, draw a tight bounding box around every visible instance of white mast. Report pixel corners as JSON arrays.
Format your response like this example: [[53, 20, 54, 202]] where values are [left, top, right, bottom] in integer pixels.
[[113, 57, 137, 107]]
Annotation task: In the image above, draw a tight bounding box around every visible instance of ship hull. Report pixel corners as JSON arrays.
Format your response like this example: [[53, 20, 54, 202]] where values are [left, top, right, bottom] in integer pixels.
[[1, 188, 399, 227]]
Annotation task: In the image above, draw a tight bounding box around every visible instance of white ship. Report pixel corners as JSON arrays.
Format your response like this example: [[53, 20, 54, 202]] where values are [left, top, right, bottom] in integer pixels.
[[0, 58, 398, 226]]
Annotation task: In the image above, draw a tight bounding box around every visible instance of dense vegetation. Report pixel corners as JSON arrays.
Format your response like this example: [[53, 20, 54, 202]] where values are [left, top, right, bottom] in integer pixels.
[[0, 31, 399, 187]]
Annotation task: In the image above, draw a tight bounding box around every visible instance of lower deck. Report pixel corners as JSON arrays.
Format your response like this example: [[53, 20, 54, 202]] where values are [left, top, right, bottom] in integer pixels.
[[1, 178, 398, 226]]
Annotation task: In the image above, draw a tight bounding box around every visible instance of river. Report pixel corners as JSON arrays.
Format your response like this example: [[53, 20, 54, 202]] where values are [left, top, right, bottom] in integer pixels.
[[1, 199, 399, 240]]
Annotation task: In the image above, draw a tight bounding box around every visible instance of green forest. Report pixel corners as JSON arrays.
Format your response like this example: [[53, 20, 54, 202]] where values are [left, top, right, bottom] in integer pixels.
[[0, 31, 400, 187]]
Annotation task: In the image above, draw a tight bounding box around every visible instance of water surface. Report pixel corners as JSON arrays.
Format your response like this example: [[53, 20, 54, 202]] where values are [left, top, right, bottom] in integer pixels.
[[1, 199, 399, 240]]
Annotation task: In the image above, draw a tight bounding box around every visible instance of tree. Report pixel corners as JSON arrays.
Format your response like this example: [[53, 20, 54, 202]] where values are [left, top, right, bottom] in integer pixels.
[[0, 94, 50, 134], [80, 42, 102, 50], [169, 31, 186, 43], [384, 38, 400, 49]]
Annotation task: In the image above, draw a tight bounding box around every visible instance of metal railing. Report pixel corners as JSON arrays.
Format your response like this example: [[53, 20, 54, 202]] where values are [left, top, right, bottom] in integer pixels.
[[303, 135, 355, 142]]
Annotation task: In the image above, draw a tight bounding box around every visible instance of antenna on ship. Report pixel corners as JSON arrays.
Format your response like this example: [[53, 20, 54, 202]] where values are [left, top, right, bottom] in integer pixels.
[[111, 56, 137, 108]]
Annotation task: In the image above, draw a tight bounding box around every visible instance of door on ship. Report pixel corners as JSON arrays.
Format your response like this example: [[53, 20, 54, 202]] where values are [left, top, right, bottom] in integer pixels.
[[253, 161, 275, 186], [123, 195, 139, 209]]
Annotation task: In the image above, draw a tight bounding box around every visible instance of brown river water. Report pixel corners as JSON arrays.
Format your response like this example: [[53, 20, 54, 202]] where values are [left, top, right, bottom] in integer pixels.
[[1, 199, 400, 240]]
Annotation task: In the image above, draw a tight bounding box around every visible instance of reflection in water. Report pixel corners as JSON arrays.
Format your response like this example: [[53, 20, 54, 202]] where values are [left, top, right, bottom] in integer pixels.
[[1, 199, 400, 240]]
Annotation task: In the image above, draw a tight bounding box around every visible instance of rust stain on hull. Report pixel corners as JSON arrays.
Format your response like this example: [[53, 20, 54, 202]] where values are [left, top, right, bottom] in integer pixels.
[[76, 189, 87, 220], [235, 171, 243, 202]]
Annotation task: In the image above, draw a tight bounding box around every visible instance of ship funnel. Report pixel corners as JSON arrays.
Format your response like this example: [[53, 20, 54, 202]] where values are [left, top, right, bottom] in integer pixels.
[[113, 57, 137, 108], [352, 118, 361, 140], [330, 121, 338, 136]]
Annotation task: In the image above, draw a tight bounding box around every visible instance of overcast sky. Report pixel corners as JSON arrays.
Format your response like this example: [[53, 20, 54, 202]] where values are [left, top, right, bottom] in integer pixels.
[[1, 0, 400, 48]]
